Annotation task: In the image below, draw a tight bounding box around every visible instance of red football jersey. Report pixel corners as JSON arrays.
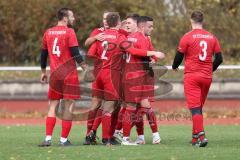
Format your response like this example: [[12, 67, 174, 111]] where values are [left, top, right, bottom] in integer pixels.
[[87, 29, 149, 70], [90, 27, 105, 37], [90, 27, 128, 37], [118, 29, 129, 37], [88, 28, 129, 70], [125, 32, 153, 64], [178, 29, 221, 78], [42, 26, 79, 73], [88, 29, 126, 71], [123, 32, 155, 103]]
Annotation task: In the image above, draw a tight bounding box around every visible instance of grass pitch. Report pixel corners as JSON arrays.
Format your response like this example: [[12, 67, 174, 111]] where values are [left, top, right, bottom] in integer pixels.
[[0, 125, 239, 160]]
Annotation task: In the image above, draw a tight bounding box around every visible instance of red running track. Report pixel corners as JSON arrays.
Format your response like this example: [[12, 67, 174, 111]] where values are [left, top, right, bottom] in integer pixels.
[[1, 99, 240, 112], [0, 99, 240, 125]]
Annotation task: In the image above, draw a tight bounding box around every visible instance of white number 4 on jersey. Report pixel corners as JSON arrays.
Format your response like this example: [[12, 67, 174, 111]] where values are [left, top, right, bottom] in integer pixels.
[[52, 38, 61, 57]]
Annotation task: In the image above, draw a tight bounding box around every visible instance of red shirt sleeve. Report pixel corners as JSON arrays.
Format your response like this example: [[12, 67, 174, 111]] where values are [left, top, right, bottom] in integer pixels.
[[119, 35, 148, 56], [148, 39, 158, 61], [149, 43, 155, 51], [87, 42, 98, 57], [148, 37, 155, 51], [42, 32, 48, 50], [68, 28, 79, 47], [119, 29, 129, 36], [177, 34, 188, 54], [90, 28, 104, 37], [214, 37, 221, 54], [126, 47, 148, 56]]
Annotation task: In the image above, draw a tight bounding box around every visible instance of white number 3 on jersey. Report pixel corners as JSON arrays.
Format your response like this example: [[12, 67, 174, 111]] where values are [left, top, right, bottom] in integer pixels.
[[199, 40, 207, 61], [52, 38, 61, 57]]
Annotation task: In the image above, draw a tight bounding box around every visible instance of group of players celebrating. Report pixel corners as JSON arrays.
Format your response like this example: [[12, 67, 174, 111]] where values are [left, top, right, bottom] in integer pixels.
[[39, 8, 222, 147]]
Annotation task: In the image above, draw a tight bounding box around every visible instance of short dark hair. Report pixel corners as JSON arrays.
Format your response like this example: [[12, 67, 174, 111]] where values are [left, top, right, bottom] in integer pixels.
[[137, 16, 153, 25], [106, 12, 120, 27], [191, 11, 204, 23], [126, 13, 140, 22], [57, 8, 71, 21]]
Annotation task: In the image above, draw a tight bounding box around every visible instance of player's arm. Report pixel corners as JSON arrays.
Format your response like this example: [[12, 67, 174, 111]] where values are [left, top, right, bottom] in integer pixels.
[[84, 33, 104, 47], [119, 39, 165, 59], [87, 42, 98, 58], [148, 39, 158, 63], [212, 38, 223, 72], [40, 49, 48, 83], [70, 46, 87, 70], [172, 51, 184, 71], [212, 52, 223, 72], [68, 28, 87, 70], [148, 43, 165, 59], [126, 46, 165, 59], [172, 35, 187, 71]]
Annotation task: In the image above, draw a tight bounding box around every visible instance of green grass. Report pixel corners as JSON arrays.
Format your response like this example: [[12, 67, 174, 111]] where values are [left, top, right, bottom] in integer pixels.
[[0, 125, 239, 160]]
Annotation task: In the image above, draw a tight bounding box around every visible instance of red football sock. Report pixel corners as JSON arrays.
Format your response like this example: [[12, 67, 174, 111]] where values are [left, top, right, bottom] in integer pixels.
[[92, 108, 103, 131], [115, 107, 126, 130], [135, 108, 144, 135], [123, 107, 136, 137], [141, 107, 158, 133], [46, 117, 56, 136], [61, 120, 72, 138], [86, 109, 97, 135], [102, 112, 112, 139], [192, 114, 204, 140], [109, 107, 120, 138]]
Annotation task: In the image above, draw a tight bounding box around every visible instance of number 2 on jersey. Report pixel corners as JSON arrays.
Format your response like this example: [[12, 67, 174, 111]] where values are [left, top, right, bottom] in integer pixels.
[[101, 41, 108, 60], [199, 40, 207, 61], [52, 38, 61, 57]]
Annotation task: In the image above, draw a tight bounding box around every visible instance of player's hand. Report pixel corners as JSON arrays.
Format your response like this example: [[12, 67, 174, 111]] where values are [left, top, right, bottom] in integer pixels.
[[80, 63, 88, 71], [94, 33, 105, 41], [150, 57, 156, 65], [83, 66, 95, 82], [154, 51, 165, 59], [40, 73, 48, 83]]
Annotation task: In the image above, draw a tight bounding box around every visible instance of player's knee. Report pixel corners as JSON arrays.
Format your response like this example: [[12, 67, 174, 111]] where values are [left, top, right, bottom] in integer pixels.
[[190, 107, 202, 116], [102, 101, 116, 113], [140, 99, 151, 108], [91, 100, 102, 110], [48, 109, 56, 117], [92, 97, 102, 104], [113, 102, 121, 113], [48, 104, 57, 117], [126, 102, 137, 110]]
